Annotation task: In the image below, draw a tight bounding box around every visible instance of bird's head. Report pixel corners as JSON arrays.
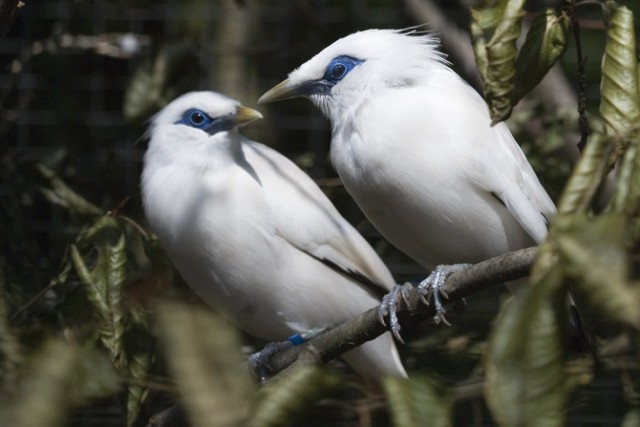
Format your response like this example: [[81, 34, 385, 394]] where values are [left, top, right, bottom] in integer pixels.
[[258, 29, 448, 120], [151, 91, 262, 140], [147, 91, 262, 163]]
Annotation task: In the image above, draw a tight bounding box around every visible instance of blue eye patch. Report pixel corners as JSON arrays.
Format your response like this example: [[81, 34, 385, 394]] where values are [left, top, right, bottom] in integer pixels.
[[323, 55, 364, 84], [176, 108, 235, 135]]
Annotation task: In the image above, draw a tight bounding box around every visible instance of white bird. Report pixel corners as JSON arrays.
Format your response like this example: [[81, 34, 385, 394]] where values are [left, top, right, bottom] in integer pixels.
[[141, 91, 407, 379], [259, 29, 557, 336]]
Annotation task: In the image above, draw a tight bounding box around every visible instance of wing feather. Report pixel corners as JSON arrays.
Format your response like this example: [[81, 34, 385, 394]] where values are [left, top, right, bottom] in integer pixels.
[[243, 141, 396, 294]]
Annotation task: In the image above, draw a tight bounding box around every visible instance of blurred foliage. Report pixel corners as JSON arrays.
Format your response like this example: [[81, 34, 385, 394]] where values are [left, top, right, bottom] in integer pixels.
[[249, 366, 343, 426], [156, 301, 255, 427], [1, 0, 640, 426], [0, 339, 120, 427], [470, 0, 525, 124], [383, 375, 452, 427]]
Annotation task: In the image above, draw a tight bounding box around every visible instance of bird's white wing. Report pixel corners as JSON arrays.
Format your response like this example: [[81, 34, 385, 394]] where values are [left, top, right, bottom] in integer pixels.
[[444, 77, 556, 244], [483, 121, 556, 244], [243, 140, 396, 294]]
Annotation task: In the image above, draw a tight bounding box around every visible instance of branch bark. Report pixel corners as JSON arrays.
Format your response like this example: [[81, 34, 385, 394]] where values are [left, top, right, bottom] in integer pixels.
[[0, 0, 21, 38], [266, 246, 538, 377]]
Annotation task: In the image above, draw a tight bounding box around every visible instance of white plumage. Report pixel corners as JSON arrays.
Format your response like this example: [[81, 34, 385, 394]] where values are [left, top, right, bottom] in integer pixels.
[[259, 29, 556, 325], [141, 91, 406, 378]]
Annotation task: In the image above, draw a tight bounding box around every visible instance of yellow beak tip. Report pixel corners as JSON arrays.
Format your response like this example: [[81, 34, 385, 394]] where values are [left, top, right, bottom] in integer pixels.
[[235, 106, 263, 126], [258, 79, 295, 104]]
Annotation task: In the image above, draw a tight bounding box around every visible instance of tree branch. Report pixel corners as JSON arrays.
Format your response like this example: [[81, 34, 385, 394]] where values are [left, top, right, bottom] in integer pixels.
[[568, 0, 590, 152], [266, 246, 538, 377], [0, 0, 21, 39]]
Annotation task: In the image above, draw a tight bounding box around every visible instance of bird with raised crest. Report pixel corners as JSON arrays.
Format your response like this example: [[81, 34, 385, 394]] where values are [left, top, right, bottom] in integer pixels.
[[259, 29, 558, 339]]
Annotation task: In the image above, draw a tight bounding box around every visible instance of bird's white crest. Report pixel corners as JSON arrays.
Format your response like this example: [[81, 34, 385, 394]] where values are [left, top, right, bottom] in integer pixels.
[[287, 29, 450, 120], [142, 91, 407, 378]]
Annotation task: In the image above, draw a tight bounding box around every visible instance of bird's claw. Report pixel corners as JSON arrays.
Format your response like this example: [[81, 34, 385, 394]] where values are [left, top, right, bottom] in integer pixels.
[[378, 282, 414, 344], [416, 264, 470, 326], [378, 263, 470, 340], [248, 340, 293, 382], [248, 328, 328, 382]]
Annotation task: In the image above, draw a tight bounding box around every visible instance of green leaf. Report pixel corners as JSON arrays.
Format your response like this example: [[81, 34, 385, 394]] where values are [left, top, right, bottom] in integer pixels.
[[249, 366, 342, 427], [74, 219, 149, 425], [485, 263, 568, 427], [35, 163, 102, 216], [70, 243, 110, 315], [157, 301, 255, 427], [70, 216, 131, 371], [556, 132, 613, 215], [600, 5, 640, 136], [470, 0, 526, 123], [512, 9, 569, 105], [0, 339, 120, 427], [106, 233, 127, 367], [383, 375, 452, 427], [555, 213, 640, 330], [609, 129, 640, 221], [125, 348, 153, 427]]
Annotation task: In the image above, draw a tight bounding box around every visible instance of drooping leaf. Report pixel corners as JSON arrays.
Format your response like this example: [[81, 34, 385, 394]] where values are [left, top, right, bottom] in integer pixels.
[[70, 243, 110, 315], [600, 5, 640, 136], [512, 9, 569, 105], [105, 233, 127, 367], [125, 337, 154, 427], [68, 215, 152, 425], [249, 366, 342, 427], [156, 301, 255, 427], [609, 124, 640, 222], [0, 339, 120, 427], [470, 0, 526, 123], [383, 375, 452, 427], [556, 132, 613, 215], [35, 163, 102, 216], [555, 214, 640, 330], [485, 263, 569, 427], [70, 216, 126, 336]]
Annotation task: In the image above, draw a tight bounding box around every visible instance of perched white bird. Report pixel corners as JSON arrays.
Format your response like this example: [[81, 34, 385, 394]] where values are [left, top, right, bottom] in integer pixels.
[[141, 91, 407, 379], [259, 29, 557, 335]]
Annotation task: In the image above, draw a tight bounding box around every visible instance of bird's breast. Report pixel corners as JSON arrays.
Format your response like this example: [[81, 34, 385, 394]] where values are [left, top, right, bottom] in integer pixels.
[[329, 126, 532, 268]]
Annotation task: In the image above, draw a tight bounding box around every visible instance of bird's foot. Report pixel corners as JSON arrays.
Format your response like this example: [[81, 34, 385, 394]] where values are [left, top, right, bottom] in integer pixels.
[[378, 282, 423, 344], [416, 263, 470, 325], [249, 340, 292, 382], [248, 328, 327, 382]]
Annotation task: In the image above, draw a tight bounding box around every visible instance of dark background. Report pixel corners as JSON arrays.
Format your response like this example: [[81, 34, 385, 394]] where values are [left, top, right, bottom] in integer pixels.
[[1, 1, 639, 425]]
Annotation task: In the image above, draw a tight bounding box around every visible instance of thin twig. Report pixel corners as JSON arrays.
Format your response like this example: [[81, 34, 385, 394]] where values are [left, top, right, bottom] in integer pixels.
[[569, 0, 590, 151], [265, 247, 538, 377]]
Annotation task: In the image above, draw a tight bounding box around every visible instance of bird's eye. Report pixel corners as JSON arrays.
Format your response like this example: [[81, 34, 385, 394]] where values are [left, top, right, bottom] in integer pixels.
[[189, 111, 205, 125], [330, 63, 346, 80], [323, 55, 364, 84], [179, 108, 213, 129]]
